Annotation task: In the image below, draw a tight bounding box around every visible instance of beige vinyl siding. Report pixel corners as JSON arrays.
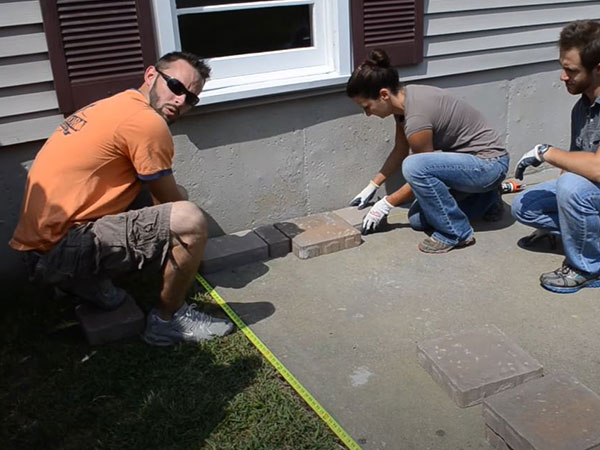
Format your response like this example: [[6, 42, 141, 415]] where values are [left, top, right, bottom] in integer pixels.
[[398, 0, 600, 81], [0, 0, 61, 146]]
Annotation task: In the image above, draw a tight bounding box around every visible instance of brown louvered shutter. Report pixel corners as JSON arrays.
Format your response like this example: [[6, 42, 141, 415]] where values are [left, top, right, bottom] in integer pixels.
[[40, 0, 157, 115], [351, 0, 423, 68]]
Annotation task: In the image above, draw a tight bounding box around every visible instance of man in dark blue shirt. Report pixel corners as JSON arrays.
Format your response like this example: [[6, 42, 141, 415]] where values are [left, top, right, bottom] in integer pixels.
[[512, 20, 600, 293]]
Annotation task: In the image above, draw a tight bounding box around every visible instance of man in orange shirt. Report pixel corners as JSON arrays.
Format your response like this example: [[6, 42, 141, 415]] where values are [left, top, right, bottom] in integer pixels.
[[10, 52, 233, 345]]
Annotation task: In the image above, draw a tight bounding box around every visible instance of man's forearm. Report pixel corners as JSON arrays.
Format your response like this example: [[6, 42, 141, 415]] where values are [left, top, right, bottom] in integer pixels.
[[544, 146, 600, 182]]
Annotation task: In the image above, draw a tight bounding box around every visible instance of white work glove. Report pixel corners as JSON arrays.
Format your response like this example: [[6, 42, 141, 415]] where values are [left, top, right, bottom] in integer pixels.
[[515, 144, 550, 180], [349, 181, 379, 210], [361, 196, 393, 235]]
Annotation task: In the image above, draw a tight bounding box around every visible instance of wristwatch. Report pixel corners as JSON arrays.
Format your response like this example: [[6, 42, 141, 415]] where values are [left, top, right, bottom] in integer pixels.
[[537, 144, 551, 161]]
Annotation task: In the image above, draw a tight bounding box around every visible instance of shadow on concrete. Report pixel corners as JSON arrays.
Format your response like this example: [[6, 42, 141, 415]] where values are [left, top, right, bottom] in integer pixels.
[[516, 232, 564, 256], [204, 262, 270, 289], [472, 199, 517, 232], [223, 301, 276, 326]]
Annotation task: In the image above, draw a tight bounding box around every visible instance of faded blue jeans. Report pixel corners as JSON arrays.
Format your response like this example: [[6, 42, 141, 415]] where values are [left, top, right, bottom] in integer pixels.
[[402, 152, 509, 245], [511, 173, 600, 275]]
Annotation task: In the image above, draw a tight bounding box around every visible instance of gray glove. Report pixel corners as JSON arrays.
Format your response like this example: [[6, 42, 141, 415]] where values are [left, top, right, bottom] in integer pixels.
[[515, 144, 550, 180], [349, 181, 379, 210]]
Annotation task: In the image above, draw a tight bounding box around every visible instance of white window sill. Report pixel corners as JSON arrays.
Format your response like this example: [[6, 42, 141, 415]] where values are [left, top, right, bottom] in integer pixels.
[[197, 70, 350, 106]]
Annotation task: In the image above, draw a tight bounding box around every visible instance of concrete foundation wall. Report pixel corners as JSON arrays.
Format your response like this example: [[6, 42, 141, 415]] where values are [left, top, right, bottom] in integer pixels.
[[172, 61, 572, 235], [0, 61, 573, 280]]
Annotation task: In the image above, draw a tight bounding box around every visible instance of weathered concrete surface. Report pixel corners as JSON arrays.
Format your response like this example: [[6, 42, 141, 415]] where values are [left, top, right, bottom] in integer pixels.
[[204, 174, 600, 450]]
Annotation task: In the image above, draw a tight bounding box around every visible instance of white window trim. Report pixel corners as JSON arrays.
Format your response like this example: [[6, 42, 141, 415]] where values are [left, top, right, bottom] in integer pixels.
[[151, 0, 352, 105]]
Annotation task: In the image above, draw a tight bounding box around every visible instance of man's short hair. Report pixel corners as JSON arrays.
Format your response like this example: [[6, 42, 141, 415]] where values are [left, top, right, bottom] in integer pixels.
[[559, 20, 600, 72], [155, 51, 211, 81]]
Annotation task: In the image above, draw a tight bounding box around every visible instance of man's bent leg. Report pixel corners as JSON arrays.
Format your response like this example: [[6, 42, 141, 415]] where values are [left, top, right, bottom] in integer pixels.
[[143, 201, 233, 345], [511, 179, 560, 231], [159, 201, 207, 318], [556, 174, 600, 274]]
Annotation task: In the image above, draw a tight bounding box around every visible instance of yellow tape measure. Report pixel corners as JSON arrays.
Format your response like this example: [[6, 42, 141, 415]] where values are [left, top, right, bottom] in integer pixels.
[[195, 274, 362, 450]]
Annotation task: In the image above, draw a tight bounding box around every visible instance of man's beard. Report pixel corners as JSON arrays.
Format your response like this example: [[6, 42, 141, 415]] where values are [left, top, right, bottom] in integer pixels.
[[149, 82, 178, 124]]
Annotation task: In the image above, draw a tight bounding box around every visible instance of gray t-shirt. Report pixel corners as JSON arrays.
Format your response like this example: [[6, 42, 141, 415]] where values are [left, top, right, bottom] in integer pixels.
[[570, 94, 600, 153], [396, 85, 506, 159]]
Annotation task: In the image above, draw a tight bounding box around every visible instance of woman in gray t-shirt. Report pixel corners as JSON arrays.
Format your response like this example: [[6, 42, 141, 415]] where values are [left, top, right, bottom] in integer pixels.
[[347, 49, 509, 253]]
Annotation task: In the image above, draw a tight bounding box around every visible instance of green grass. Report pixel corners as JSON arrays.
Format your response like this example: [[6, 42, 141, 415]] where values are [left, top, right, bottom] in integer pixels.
[[0, 277, 343, 450]]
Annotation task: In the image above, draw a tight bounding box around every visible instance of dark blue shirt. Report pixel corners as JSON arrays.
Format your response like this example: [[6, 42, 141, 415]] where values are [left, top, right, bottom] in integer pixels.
[[570, 94, 600, 153]]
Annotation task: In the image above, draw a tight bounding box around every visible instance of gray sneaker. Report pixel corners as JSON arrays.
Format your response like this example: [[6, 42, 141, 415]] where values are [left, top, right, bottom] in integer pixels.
[[540, 263, 600, 294], [143, 303, 234, 346], [59, 277, 129, 311]]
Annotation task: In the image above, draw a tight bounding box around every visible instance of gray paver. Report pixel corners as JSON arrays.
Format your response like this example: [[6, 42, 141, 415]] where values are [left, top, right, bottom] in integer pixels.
[[486, 425, 513, 450], [253, 224, 291, 258], [274, 212, 361, 259], [483, 373, 600, 450], [75, 297, 145, 345], [331, 206, 369, 229], [202, 230, 269, 273], [417, 324, 543, 407], [332, 206, 409, 230]]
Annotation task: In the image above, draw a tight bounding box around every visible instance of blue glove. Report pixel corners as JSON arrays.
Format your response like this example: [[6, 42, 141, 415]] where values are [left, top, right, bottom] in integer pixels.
[[361, 197, 393, 235], [515, 144, 550, 180], [349, 181, 379, 210]]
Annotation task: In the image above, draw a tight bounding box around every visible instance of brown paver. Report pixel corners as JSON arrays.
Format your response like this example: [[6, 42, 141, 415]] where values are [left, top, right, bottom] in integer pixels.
[[274, 212, 361, 259], [202, 230, 269, 273], [416, 325, 543, 407], [483, 373, 600, 450], [253, 224, 291, 258], [75, 297, 145, 345]]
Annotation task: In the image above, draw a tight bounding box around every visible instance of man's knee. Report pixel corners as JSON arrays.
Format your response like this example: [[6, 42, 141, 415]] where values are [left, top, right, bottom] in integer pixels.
[[170, 201, 208, 245], [556, 173, 590, 209]]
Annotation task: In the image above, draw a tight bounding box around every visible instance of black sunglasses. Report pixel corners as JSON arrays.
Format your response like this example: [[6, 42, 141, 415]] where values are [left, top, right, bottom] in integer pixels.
[[156, 69, 199, 106]]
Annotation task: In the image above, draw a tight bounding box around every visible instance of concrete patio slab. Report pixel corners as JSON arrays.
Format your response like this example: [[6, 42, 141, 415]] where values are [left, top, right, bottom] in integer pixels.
[[203, 171, 600, 450]]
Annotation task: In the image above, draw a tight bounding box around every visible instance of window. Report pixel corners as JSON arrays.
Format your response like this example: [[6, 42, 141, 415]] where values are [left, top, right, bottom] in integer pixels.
[[152, 0, 352, 104], [42, 0, 423, 112]]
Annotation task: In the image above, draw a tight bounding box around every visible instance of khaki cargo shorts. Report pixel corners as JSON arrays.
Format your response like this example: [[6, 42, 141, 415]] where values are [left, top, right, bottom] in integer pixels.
[[26, 204, 172, 285]]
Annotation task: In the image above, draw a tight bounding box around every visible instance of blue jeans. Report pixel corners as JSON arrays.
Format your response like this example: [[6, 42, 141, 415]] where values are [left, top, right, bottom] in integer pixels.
[[402, 152, 509, 245], [511, 173, 600, 275]]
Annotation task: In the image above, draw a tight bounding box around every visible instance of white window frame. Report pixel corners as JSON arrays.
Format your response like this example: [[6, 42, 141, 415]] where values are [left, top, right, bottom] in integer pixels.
[[151, 0, 352, 105]]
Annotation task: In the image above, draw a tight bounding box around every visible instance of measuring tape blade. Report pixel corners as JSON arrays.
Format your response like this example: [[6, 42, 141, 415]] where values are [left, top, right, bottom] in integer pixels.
[[195, 274, 362, 450]]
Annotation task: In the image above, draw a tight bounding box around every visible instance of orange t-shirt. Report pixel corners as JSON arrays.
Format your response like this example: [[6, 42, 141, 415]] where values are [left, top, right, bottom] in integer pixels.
[[10, 89, 174, 252]]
